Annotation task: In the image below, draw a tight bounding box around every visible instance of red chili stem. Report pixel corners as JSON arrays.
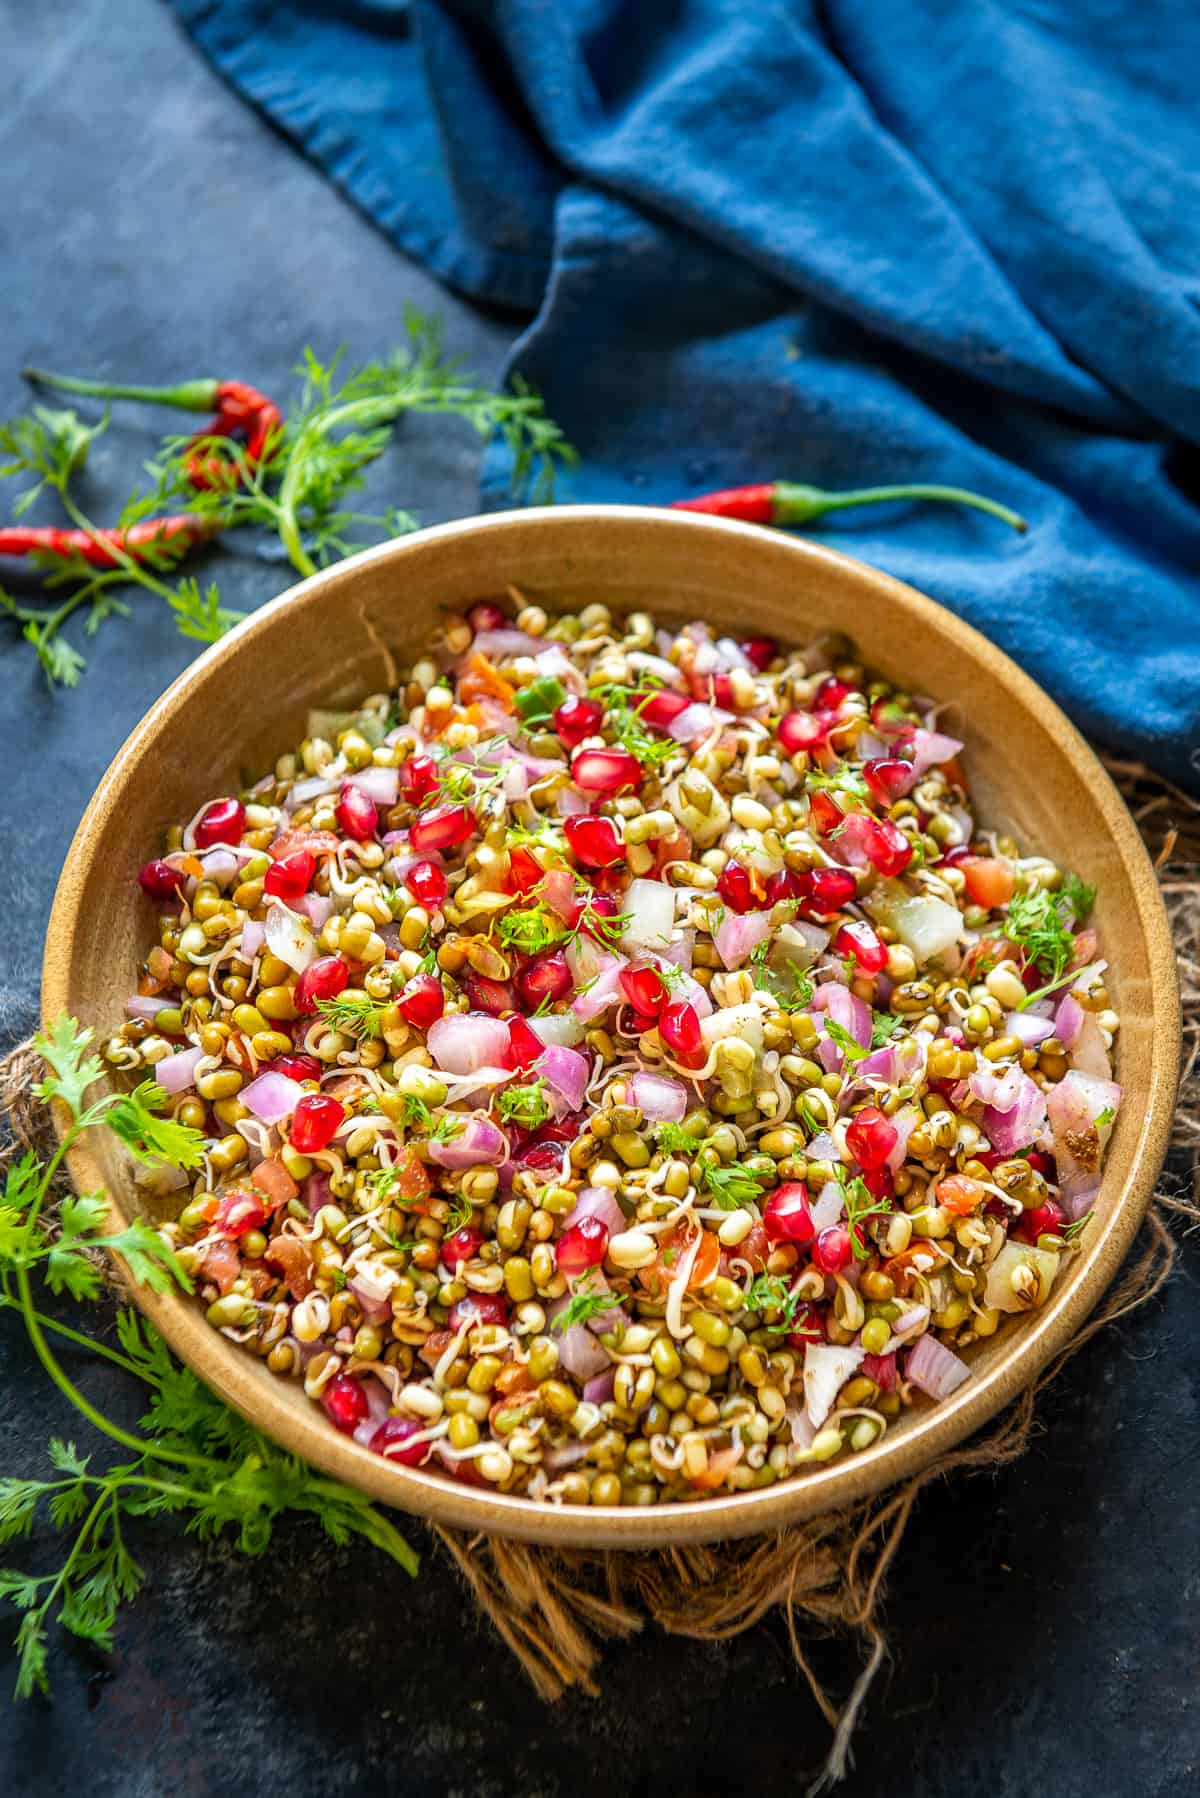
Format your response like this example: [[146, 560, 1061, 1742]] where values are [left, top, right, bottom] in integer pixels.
[[0, 515, 221, 570], [672, 478, 1027, 533]]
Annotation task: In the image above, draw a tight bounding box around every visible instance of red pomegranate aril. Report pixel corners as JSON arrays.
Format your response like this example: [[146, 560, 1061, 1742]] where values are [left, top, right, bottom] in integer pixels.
[[863, 816, 913, 877], [194, 797, 245, 848], [689, 669, 734, 708], [410, 804, 473, 854], [138, 859, 184, 906], [1014, 1198, 1066, 1243], [863, 757, 913, 806], [264, 847, 316, 902], [516, 951, 572, 1009], [406, 858, 448, 909], [833, 919, 888, 975], [564, 813, 623, 867], [271, 1052, 322, 1084], [762, 1182, 814, 1246], [467, 601, 507, 634], [506, 845, 545, 895], [289, 1093, 345, 1154], [294, 955, 349, 1014], [619, 962, 668, 1017], [765, 867, 806, 907], [805, 867, 857, 913], [321, 1374, 369, 1435], [336, 781, 378, 842], [507, 1015, 545, 1070], [861, 1165, 893, 1202], [369, 1415, 429, 1466], [571, 747, 642, 795], [400, 753, 441, 805], [807, 789, 844, 836], [740, 635, 776, 672], [462, 973, 514, 1016], [777, 710, 826, 756], [812, 1224, 852, 1275], [659, 1000, 703, 1061], [845, 1105, 898, 1171], [214, 1189, 266, 1237], [397, 973, 445, 1028], [786, 1302, 826, 1349], [570, 889, 620, 935], [448, 1293, 511, 1331], [556, 1216, 609, 1275], [553, 694, 603, 747], [815, 676, 853, 710], [637, 688, 691, 729], [716, 859, 756, 913], [442, 1226, 483, 1269]]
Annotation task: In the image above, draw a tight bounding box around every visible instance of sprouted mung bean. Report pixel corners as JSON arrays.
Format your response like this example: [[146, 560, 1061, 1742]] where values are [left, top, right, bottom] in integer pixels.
[[109, 602, 1121, 1504]]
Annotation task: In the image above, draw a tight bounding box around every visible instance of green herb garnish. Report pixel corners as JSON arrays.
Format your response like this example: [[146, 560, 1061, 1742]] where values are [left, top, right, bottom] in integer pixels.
[[315, 991, 388, 1039], [702, 1161, 768, 1211], [1003, 877, 1094, 1007], [655, 1123, 699, 1153], [497, 903, 565, 955], [823, 1017, 870, 1064], [839, 1171, 894, 1259], [870, 1011, 903, 1048], [497, 1080, 551, 1129], [743, 1272, 802, 1333], [553, 1274, 622, 1335]]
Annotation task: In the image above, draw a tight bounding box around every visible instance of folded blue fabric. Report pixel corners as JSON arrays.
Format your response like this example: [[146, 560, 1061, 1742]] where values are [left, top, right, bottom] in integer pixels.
[[172, 0, 1200, 784]]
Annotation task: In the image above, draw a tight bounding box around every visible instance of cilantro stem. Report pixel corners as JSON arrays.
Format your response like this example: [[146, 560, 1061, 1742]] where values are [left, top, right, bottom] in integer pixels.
[[276, 392, 437, 577], [0, 1294, 147, 1382]]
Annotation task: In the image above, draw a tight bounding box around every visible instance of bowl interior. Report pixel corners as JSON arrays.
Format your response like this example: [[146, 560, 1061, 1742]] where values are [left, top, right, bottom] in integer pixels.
[[44, 507, 1179, 1548]]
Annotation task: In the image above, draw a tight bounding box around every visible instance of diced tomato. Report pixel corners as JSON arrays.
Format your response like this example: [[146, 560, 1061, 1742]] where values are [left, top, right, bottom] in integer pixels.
[[250, 1158, 299, 1212], [959, 856, 1014, 909], [266, 827, 341, 861], [264, 1234, 314, 1299], [197, 1238, 241, 1293]]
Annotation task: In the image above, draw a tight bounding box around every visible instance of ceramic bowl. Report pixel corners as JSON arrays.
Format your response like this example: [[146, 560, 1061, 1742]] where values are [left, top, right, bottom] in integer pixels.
[[43, 506, 1180, 1549]]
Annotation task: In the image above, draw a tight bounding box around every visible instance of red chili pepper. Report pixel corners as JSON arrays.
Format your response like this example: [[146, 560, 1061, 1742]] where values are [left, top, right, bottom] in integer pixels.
[[22, 367, 283, 492], [672, 478, 1027, 532], [0, 514, 220, 569]]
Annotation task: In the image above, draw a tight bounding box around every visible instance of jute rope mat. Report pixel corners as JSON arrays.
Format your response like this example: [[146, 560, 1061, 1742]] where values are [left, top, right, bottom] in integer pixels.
[[1, 757, 1196, 1790]]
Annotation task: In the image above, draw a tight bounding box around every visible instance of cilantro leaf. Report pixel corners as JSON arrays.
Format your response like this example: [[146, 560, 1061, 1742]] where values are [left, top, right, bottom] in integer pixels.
[[497, 1080, 551, 1129], [104, 1080, 205, 1169], [870, 1011, 903, 1048], [497, 903, 565, 954], [702, 1161, 768, 1210], [823, 1017, 870, 1064], [656, 1123, 699, 1153], [553, 1273, 622, 1335], [32, 1016, 103, 1118]]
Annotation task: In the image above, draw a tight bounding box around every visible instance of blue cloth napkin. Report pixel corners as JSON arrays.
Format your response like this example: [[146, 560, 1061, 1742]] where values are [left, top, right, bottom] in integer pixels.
[[172, 0, 1200, 784]]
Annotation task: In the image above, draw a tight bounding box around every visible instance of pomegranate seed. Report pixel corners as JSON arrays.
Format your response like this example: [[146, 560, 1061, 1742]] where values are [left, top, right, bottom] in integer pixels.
[[740, 635, 776, 671], [812, 1224, 852, 1274], [516, 951, 572, 1009], [765, 868, 806, 907], [294, 955, 349, 1014], [507, 1015, 545, 1069], [506, 845, 546, 894], [442, 1226, 483, 1269], [845, 1105, 897, 1171], [659, 1000, 703, 1063], [138, 859, 184, 906], [264, 848, 315, 902], [569, 888, 620, 935], [400, 754, 441, 804], [290, 1094, 345, 1153], [862, 1352, 897, 1392], [861, 1166, 894, 1201], [833, 919, 888, 974], [556, 1217, 610, 1275], [553, 695, 603, 747], [863, 816, 913, 877], [689, 669, 734, 707], [637, 688, 691, 729], [271, 1052, 322, 1084], [716, 859, 758, 913], [213, 1190, 265, 1237], [1014, 1198, 1066, 1243], [462, 973, 514, 1015], [410, 803, 473, 854], [406, 858, 448, 909], [785, 1301, 826, 1349], [807, 789, 844, 836], [467, 602, 507, 634], [321, 1374, 368, 1435], [1026, 1150, 1054, 1177], [397, 972, 445, 1028], [763, 1182, 814, 1246], [448, 1293, 511, 1331], [777, 710, 826, 756], [571, 747, 642, 795], [336, 781, 378, 842], [805, 867, 857, 913], [619, 962, 668, 1016], [564, 814, 622, 867], [815, 676, 853, 710], [194, 798, 245, 848], [863, 757, 913, 806], [369, 1415, 429, 1466]]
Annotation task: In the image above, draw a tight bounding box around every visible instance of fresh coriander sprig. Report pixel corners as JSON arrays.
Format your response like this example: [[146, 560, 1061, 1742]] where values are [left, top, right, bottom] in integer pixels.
[[315, 991, 390, 1039], [497, 1080, 551, 1130], [823, 1017, 870, 1064], [839, 1172, 894, 1260], [701, 1161, 768, 1211], [742, 1272, 803, 1333], [1003, 874, 1095, 1007], [553, 1274, 622, 1335]]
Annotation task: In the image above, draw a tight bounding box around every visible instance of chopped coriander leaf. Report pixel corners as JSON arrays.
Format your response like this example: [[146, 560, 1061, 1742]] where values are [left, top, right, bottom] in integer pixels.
[[553, 1274, 622, 1334], [1094, 1105, 1115, 1128], [823, 1017, 870, 1063], [1060, 871, 1097, 924], [498, 1079, 552, 1129], [702, 1161, 768, 1210], [497, 902, 565, 954], [598, 686, 677, 769], [870, 1011, 903, 1048], [838, 1171, 894, 1258], [656, 1122, 699, 1152], [400, 1095, 433, 1129], [430, 1112, 466, 1143], [749, 940, 814, 1012], [742, 1272, 802, 1333], [1003, 883, 1089, 1005]]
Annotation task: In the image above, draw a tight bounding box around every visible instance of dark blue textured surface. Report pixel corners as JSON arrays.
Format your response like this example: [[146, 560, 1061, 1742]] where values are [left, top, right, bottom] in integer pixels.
[[171, 0, 1200, 782]]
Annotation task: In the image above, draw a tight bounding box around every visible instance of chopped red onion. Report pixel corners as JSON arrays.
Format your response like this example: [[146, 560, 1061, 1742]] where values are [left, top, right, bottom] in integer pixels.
[[812, 981, 872, 1049], [464, 627, 541, 660], [907, 728, 964, 782], [427, 1013, 511, 1074], [1054, 992, 1085, 1049], [1003, 1010, 1056, 1047], [976, 1065, 1048, 1155], [657, 929, 695, 975], [285, 774, 339, 810], [891, 1304, 930, 1338], [240, 918, 266, 960], [552, 1317, 611, 1382], [154, 1045, 204, 1094], [855, 1045, 896, 1083], [554, 786, 591, 817], [666, 701, 734, 743], [294, 892, 335, 932], [628, 650, 685, 687], [563, 1186, 626, 1237], [348, 1274, 397, 1325], [265, 902, 316, 974], [346, 765, 400, 806], [627, 1071, 687, 1123], [302, 1170, 332, 1215], [906, 1332, 971, 1401], [541, 867, 578, 920], [1047, 1070, 1121, 1206], [886, 1105, 921, 1172], [811, 1179, 846, 1231], [528, 1012, 587, 1049], [571, 957, 627, 1022], [124, 994, 165, 1023], [969, 1062, 1026, 1112], [197, 847, 242, 888], [428, 1114, 509, 1169], [805, 1131, 843, 1165], [240, 1070, 307, 1125], [714, 908, 771, 969], [1069, 1011, 1113, 1081], [542, 1441, 591, 1475], [581, 1369, 617, 1406], [533, 1045, 590, 1113]]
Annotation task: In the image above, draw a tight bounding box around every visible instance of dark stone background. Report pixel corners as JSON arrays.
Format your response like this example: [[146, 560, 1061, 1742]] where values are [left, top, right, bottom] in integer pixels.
[[1, 5, 1195, 1794]]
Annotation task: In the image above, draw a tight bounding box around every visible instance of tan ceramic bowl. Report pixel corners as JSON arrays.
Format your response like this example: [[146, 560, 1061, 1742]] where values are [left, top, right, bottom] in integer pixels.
[[44, 507, 1180, 1549]]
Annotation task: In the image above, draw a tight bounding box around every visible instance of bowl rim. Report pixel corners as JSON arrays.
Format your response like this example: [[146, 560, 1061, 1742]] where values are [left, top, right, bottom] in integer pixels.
[[43, 504, 1181, 1549]]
